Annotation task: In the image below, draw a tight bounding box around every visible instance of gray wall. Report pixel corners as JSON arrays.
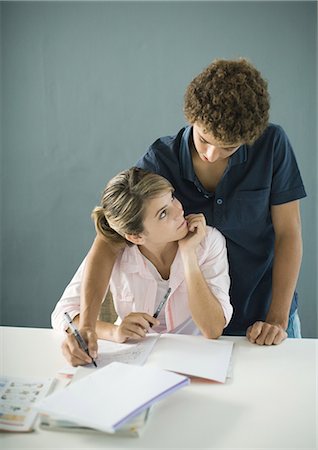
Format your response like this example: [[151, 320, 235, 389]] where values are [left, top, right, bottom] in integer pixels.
[[1, 1, 317, 337]]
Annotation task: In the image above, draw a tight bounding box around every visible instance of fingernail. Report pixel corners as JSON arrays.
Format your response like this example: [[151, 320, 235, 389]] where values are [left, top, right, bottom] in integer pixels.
[[91, 351, 97, 358]]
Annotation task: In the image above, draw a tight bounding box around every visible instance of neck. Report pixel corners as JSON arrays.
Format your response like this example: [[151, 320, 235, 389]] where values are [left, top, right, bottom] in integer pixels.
[[138, 241, 178, 278]]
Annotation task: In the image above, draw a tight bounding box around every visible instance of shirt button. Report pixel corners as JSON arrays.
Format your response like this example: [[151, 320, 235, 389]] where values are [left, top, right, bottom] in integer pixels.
[[216, 198, 223, 205]]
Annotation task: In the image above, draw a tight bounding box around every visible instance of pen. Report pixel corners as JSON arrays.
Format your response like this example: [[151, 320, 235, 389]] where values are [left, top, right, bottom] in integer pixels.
[[150, 287, 171, 327], [64, 312, 97, 367]]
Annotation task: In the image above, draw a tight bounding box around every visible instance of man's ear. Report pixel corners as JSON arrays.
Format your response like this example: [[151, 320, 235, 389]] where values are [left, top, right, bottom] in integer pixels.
[[124, 233, 145, 245]]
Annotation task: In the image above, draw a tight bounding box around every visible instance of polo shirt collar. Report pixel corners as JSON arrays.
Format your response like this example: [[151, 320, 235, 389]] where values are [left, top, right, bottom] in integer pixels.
[[179, 126, 247, 181]]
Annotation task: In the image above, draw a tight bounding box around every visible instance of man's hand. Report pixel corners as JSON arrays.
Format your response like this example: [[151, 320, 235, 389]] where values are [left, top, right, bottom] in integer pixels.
[[246, 321, 287, 345], [114, 312, 160, 343], [61, 327, 98, 367]]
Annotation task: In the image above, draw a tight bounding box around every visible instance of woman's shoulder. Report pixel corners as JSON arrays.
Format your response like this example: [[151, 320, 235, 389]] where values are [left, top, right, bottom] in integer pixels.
[[199, 226, 226, 255]]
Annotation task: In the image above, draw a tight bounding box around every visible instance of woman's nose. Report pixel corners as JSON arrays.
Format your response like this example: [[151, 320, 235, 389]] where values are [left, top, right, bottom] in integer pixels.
[[174, 199, 184, 216]]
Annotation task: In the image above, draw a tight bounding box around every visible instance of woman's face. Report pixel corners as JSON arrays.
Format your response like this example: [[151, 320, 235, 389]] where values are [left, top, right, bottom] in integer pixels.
[[140, 190, 188, 245]]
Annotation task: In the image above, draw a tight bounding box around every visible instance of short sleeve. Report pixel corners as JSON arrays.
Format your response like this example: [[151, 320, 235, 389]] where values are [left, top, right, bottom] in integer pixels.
[[270, 126, 306, 205]]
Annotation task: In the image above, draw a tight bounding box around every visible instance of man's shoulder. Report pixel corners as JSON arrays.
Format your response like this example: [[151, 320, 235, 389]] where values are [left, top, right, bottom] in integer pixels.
[[137, 127, 186, 159], [253, 122, 287, 148], [135, 126, 188, 175]]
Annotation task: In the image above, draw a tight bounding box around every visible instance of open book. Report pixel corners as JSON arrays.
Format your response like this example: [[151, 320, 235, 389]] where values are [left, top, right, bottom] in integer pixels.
[[35, 362, 189, 434], [74, 333, 233, 384]]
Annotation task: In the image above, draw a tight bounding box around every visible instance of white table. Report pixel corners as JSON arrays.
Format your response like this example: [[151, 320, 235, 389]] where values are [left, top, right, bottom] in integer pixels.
[[1, 326, 317, 449]]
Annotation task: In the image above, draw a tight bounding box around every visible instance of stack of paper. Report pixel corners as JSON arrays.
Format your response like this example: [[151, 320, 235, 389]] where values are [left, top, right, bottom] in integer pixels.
[[35, 362, 189, 434]]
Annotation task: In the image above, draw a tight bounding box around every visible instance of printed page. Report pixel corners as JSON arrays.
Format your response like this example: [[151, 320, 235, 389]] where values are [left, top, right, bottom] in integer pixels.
[[0, 376, 55, 432]]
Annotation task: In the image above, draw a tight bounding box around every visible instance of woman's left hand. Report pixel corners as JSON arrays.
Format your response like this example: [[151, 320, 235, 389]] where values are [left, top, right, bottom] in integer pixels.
[[178, 213, 206, 255]]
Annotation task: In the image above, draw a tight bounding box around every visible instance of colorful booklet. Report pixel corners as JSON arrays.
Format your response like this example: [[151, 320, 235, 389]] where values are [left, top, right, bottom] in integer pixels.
[[35, 362, 189, 434], [0, 376, 55, 432]]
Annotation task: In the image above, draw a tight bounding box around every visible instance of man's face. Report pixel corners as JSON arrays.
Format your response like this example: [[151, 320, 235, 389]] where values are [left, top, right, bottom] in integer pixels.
[[192, 123, 242, 163]]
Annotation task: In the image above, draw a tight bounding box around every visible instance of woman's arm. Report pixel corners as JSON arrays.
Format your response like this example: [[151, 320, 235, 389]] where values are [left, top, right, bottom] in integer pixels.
[[178, 215, 231, 339]]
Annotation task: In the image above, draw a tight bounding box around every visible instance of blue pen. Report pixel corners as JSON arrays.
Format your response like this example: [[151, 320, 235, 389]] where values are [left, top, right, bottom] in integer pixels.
[[64, 312, 97, 367]]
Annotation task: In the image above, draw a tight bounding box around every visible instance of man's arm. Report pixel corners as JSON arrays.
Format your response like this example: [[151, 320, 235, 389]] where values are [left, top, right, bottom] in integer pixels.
[[78, 235, 122, 355], [247, 200, 303, 345]]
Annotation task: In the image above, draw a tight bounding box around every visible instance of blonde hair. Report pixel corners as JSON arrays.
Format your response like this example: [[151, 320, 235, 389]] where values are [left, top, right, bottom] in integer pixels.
[[92, 168, 173, 246]]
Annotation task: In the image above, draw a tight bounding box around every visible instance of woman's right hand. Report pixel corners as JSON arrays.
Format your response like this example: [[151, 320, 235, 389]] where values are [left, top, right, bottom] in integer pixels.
[[114, 312, 159, 343], [61, 327, 98, 367]]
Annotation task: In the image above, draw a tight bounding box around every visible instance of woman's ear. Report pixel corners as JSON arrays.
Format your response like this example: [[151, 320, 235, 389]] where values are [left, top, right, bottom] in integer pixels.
[[124, 233, 145, 245]]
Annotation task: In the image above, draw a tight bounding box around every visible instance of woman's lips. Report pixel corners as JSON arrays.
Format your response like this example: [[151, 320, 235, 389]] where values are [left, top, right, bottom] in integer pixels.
[[177, 219, 187, 230]]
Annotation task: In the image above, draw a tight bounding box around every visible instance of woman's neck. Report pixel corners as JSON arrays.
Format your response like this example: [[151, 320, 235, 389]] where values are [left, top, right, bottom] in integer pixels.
[[138, 241, 178, 280]]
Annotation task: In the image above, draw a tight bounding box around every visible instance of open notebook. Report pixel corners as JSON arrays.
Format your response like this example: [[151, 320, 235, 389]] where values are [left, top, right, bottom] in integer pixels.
[[35, 362, 189, 434]]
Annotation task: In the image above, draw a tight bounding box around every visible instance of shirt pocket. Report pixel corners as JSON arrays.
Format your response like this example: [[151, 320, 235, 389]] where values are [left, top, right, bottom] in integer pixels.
[[234, 188, 270, 224], [114, 292, 134, 319]]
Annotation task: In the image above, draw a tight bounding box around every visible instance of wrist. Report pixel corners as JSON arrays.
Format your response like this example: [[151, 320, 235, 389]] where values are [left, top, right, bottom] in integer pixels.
[[265, 314, 289, 330], [180, 249, 198, 267]]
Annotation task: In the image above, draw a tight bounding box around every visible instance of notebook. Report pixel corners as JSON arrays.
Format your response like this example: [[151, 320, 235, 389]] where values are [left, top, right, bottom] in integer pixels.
[[35, 362, 189, 434]]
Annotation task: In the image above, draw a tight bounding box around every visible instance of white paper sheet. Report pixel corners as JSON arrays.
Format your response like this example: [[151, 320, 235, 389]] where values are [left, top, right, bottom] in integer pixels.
[[89, 333, 160, 368], [146, 334, 233, 383], [35, 362, 189, 433]]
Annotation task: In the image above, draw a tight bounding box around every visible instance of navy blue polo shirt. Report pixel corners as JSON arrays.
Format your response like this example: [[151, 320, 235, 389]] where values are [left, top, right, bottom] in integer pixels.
[[135, 124, 306, 335]]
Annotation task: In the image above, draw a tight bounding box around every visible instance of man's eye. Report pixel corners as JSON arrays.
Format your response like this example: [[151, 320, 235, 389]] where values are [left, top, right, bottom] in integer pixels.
[[159, 210, 167, 219]]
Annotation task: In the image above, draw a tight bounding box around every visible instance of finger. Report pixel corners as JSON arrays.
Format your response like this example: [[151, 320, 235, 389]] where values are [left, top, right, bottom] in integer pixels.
[[264, 326, 279, 346], [141, 313, 160, 327], [273, 329, 287, 345], [63, 336, 92, 364], [132, 313, 160, 328], [120, 325, 146, 340], [255, 323, 272, 345], [248, 322, 264, 342], [124, 315, 152, 331], [61, 341, 91, 366]]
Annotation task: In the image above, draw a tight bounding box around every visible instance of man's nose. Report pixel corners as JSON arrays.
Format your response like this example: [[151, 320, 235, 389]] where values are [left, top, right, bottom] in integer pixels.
[[205, 146, 220, 162]]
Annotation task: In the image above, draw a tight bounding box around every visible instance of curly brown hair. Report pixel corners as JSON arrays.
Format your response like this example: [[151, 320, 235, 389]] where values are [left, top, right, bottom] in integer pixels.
[[184, 58, 270, 145]]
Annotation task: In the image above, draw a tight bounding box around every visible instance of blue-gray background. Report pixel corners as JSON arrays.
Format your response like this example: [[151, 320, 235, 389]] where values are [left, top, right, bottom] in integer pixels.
[[1, 1, 317, 337]]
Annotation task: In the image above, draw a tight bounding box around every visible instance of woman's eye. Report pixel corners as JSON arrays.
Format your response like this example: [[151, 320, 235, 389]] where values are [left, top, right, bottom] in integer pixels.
[[159, 210, 167, 220]]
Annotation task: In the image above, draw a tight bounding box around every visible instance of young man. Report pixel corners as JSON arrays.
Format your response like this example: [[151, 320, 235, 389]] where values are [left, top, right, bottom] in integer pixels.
[[62, 58, 306, 363]]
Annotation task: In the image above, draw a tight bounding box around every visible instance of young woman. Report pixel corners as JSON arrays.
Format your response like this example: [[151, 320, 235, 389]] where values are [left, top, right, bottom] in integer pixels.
[[52, 168, 232, 366]]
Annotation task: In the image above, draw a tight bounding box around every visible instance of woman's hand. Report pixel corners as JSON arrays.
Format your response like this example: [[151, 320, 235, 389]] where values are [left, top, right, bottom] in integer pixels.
[[178, 213, 206, 257], [114, 312, 160, 343], [61, 326, 98, 367]]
